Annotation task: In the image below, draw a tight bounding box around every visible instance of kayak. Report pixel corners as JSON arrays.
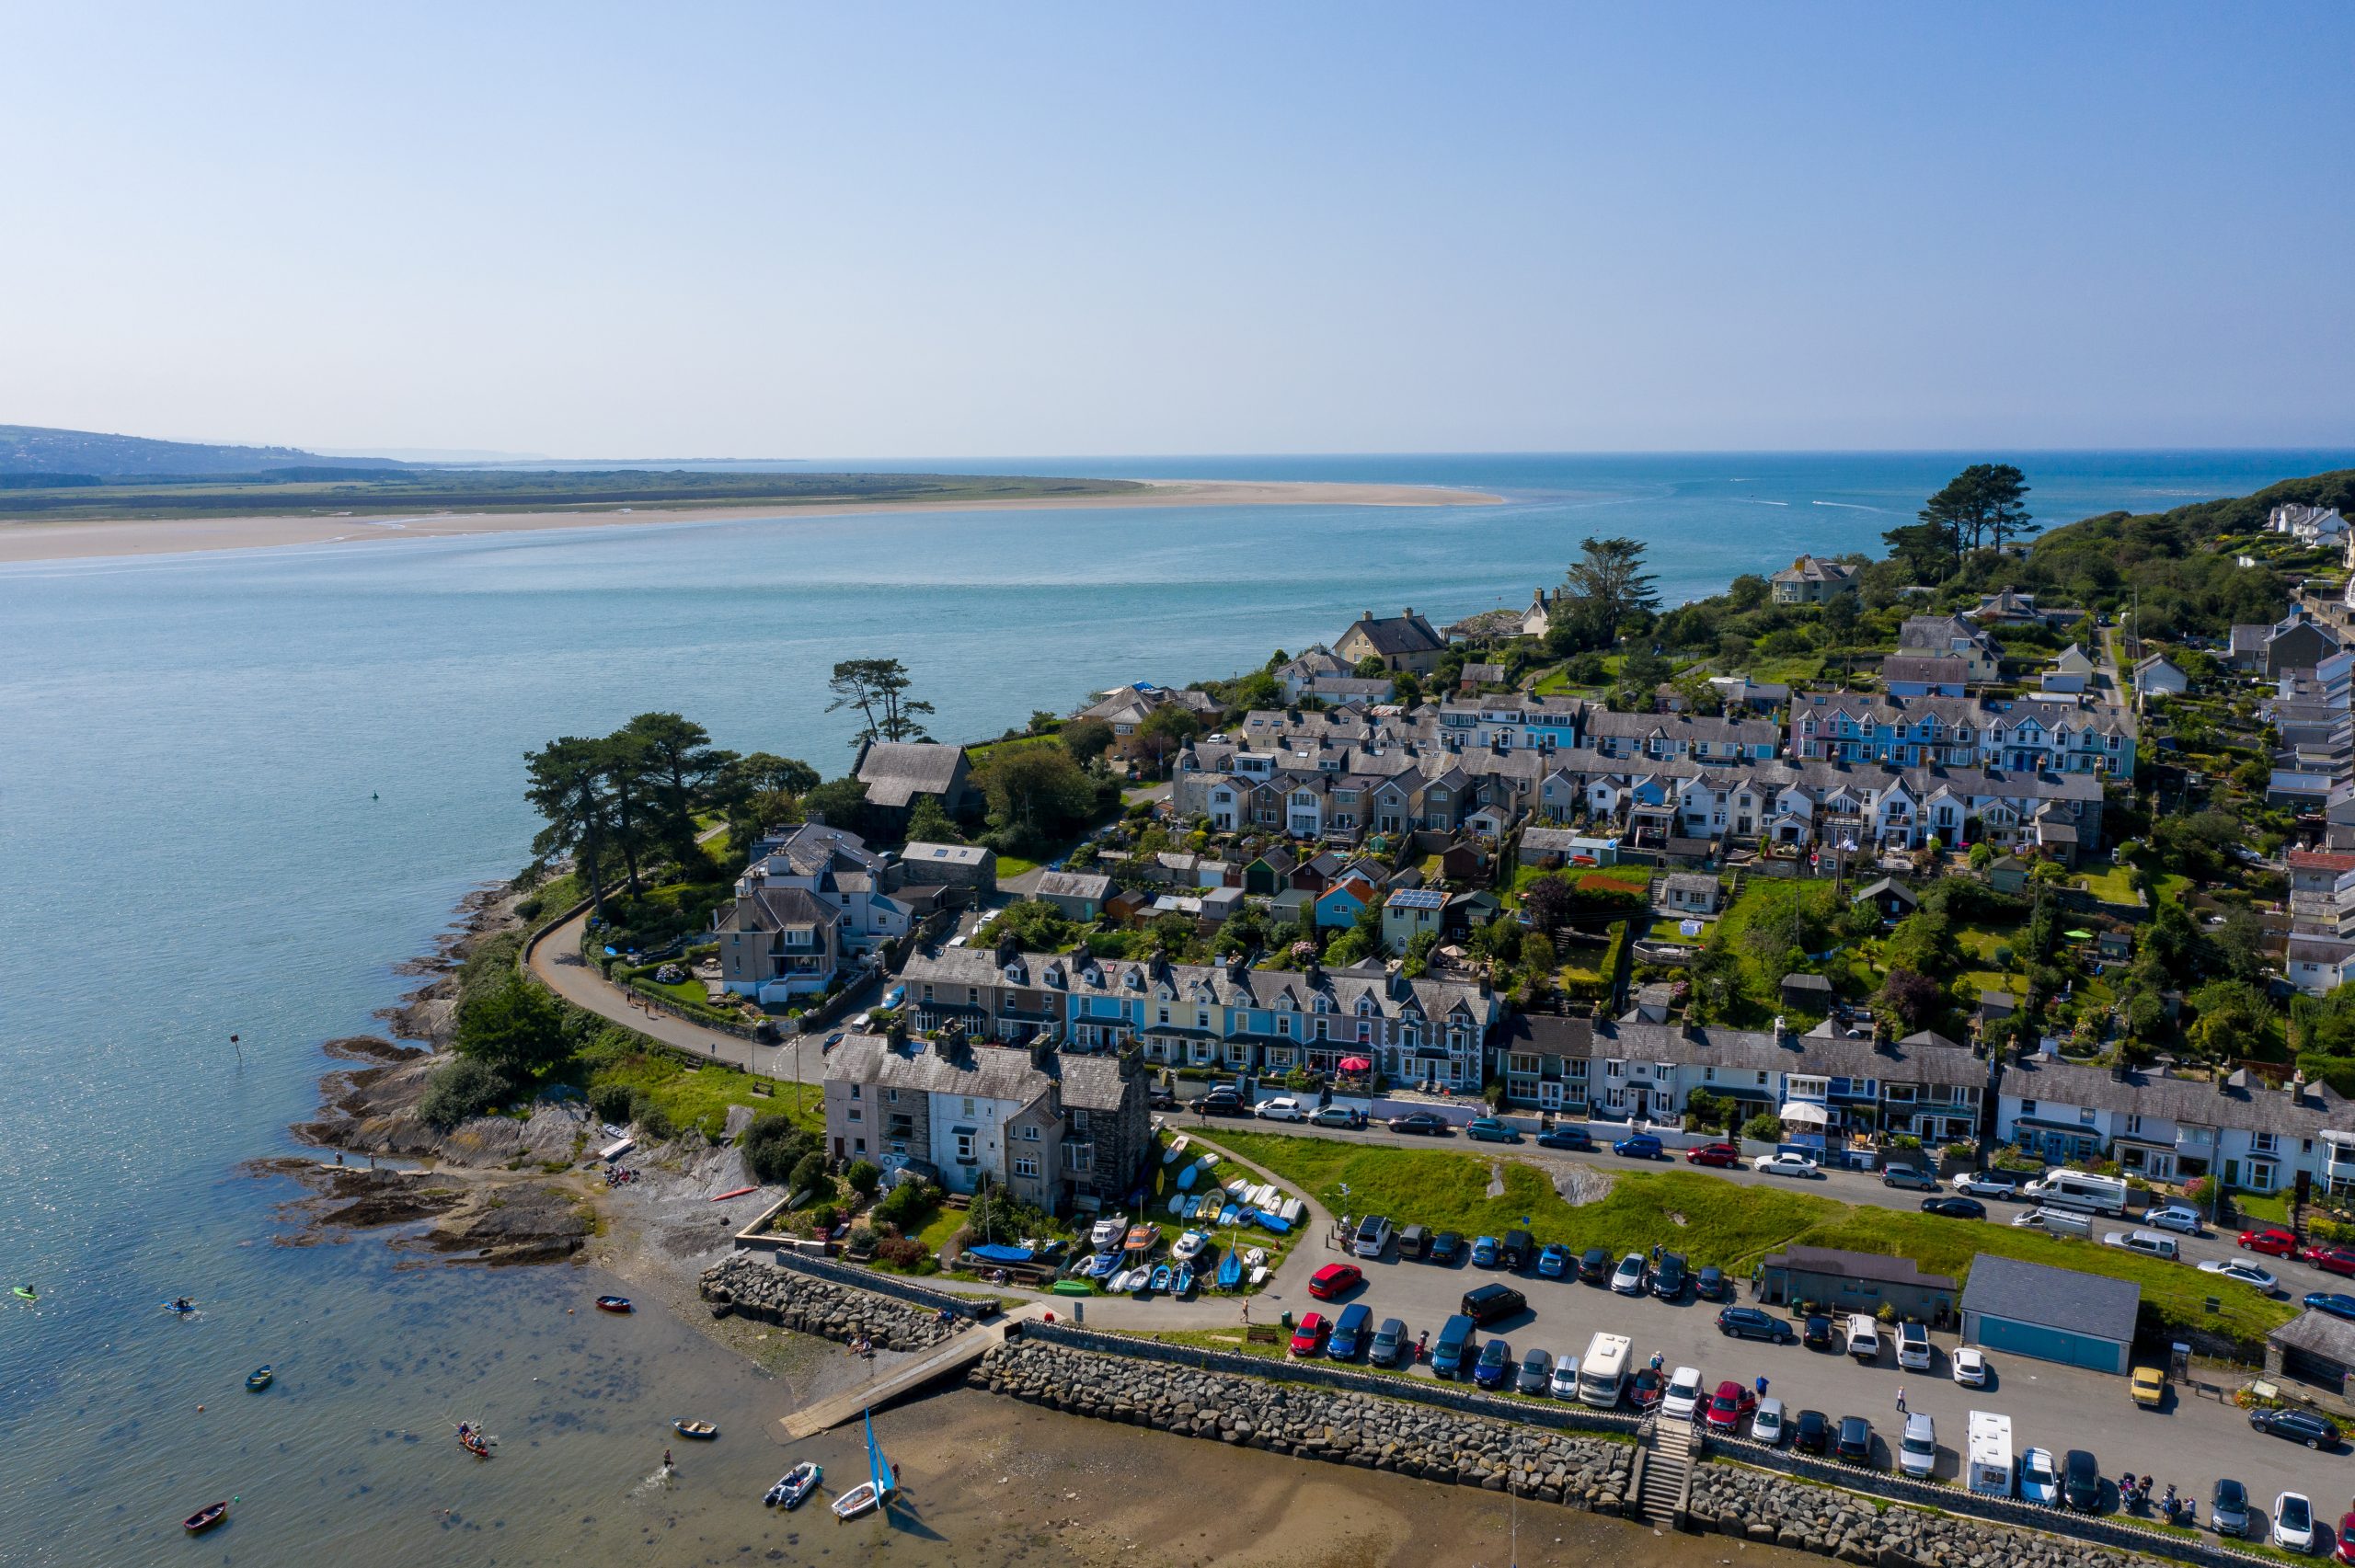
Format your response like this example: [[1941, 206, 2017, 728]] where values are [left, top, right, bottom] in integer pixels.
[[10, 1287, 33, 1302], [595, 1295, 633, 1313], [710, 1186, 756, 1202], [245, 1366, 273, 1392], [765, 1460, 821, 1509], [1050, 1278, 1094, 1297], [182, 1502, 229, 1534], [161, 1300, 198, 1315]]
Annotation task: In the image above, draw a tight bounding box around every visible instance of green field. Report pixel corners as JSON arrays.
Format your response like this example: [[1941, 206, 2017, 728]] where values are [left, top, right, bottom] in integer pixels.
[[581, 1047, 818, 1141], [1210, 1131, 2294, 1348]]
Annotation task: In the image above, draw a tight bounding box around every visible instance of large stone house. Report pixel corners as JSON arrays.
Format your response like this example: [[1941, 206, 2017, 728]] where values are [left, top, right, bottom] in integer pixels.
[[1334, 609, 1447, 673], [1769, 555, 1858, 604], [733, 821, 912, 955], [852, 740, 974, 831], [713, 886, 842, 1003]]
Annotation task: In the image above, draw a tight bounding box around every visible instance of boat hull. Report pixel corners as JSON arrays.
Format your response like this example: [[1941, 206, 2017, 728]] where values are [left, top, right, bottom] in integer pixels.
[[182, 1504, 228, 1534], [831, 1481, 882, 1521], [766, 1462, 821, 1508]]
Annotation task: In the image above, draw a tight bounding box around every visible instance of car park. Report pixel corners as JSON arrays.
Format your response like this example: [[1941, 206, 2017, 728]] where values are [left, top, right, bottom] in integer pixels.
[[1396, 1223, 1430, 1260], [2274, 1491, 2317, 1554], [1626, 1366, 1663, 1413], [1370, 1317, 1410, 1366], [1536, 1242, 1572, 1278], [2240, 1226, 2300, 1256], [2018, 1447, 2061, 1505], [1753, 1151, 1820, 1179], [1430, 1231, 1465, 1265], [1465, 1116, 1521, 1143], [1471, 1236, 1500, 1267], [1578, 1246, 1611, 1284], [1461, 1282, 1526, 1324], [1289, 1313, 1329, 1356], [2131, 1365, 2165, 1408], [2210, 1477, 2249, 1538], [1684, 1141, 1739, 1168], [2305, 1291, 2355, 1322], [2200, 1259, 2278, 1291], [1705, 1379, 1757, 1433], [1517, 1347, 1556, 1395], [1897, 1413, 1937, 1479], [1309, 1105, 1366, 1129], [1802, 1314, 1834, 1351], [2250, 1405, 2341, 1449], [1535, 1127, 1594, 1151], [1920, 1196, 1987, 1219], [1308, 1263, 1362, 1300], [1660, 1366, 1705, 1421], [1717, 1306, 1795, 1343], [1473, 1337, 1514, 1391], [1881, 1164, 1937, 1191], [2144, 1204, 2203, 1234], [1549, 1356, 1581, 1399], [1752, 1396, 1786, 1446], [1351, 1216, 1393, 1259], [2062, 1449, 2102, 1512], [1610, 1253, 1648, 1295], [1794, 1408, 1831, 1455], [1694, 1264, 1727, 1300], [2305, 1244, 2355, 1277], [1835, 1415, 1875, 1464], [1650, 1252, 1687, 1300], [1613, 1133, 1664, 1159], [1951, 1172, 2026, 1199], [1327, 1302, 1372, 1359], [1388, 1111, 1449, 1136], [1254, 1096, 1309, 1122], [1950, 1347, 1987, 1386]]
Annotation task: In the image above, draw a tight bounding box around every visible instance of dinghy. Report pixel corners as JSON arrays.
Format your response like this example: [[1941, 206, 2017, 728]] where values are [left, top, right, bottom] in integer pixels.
[[182, 1502, 229, 1534], [1215, 1251, 1243, 1290], [1051, 1278, 1094, 1297], [672, 1419, 719, 1439], [766, 1460, 821, 1508], [831, 1410, 897, 1522], [1218, 1203, 1240, 1227], [1165, 1135, 1189, 1163], [1248, 1265, 1269, 1287], [1149, 1264, 1173, 1292], [1279, 1197, 1304, 1224], [1243, 1247, 1268, 1268], [1175, 1264, 1194, 1296], [1176, 1164, 1197, 1192], [245, 1366, 273, 1392], [594, 1295, 633, 1313], [1257, 1211, 1292, 1235]]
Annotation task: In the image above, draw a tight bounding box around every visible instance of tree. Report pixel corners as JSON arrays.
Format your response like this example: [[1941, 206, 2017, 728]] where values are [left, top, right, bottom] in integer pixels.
[[2214, 906, 2268, 984], [1890, 464, 2037, 578], [1132, 704, 1203, 775], [826, 658, 935, 746], [799, 775, 872, 836], [1877, 967, 1944, 1031], [844, 1160, 881, 1198], [1061, 715, 1115, 765], [623, 712, 729, 860], [1740, 1111, 1784, 1143], [978, 744, 1098, 848], [729, 751, 821, 798], [904, 795, 962, 845], [599, 729, 658, 894], [419, 1058, 511, 1129], [1520, 873, 1573, 936], [524, 736, 618, 921], [2186, 979, 2269, 1062], [454, 976, 571, 1079], [1562, 536, 1660, 635]]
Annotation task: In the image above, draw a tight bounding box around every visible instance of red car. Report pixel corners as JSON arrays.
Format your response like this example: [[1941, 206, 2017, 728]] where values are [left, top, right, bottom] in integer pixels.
[[1307, 1264, 1363, 1300], [1705, 1379, 1758, 1433], [2305, 1245, 2355, 1277], [2241, 1227, 2301, 1257], [1626, 1366, 1663, 1411], [1289, 1312, 1329, 1356], [2337, 1511, 2355, 1564], [1685, 1143, 1740, 1169]]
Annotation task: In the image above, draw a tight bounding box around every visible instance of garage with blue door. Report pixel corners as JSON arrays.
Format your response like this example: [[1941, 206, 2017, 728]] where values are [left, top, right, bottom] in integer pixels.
[[1959, 1253, 2139, 1376]]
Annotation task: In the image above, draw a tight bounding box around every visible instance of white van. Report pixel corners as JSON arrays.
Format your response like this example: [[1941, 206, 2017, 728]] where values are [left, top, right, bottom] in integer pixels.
[[1897, 1319, 1932, 1371], [1967, 1411, 2013, 1497], [2010, 1207, 2092, 1237], [1844, 1314, 1881, 1364], [2023, 1168, 2130, 1216], [2101, 1228, 2180, 1261]]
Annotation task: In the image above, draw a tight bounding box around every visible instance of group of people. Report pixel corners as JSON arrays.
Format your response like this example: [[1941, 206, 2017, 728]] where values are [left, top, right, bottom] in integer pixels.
[[603, 1166, 640, 1189]]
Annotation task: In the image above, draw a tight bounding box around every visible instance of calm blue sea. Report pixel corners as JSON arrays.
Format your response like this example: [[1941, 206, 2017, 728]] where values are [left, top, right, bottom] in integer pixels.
[[0, 449, 2347, 1565]]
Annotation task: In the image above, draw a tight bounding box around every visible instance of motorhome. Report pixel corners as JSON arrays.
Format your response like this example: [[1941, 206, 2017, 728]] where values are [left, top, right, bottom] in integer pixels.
[[2023, 1168, 2130, 1217], [1967, 1411, 2014, 1497], [1577, 1331, 1632, 1409]]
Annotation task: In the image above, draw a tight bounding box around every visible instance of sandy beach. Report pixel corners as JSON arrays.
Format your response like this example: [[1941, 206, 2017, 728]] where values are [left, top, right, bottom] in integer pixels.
[[0, 477, 1500, 565]]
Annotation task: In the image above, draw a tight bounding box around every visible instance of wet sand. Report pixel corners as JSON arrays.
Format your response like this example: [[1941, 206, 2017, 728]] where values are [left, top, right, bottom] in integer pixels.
[[0, 478, 1501, 565]]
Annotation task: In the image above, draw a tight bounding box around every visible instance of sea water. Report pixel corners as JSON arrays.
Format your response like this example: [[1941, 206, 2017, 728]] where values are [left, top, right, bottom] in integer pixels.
[[0, 449, 2346, 1564]]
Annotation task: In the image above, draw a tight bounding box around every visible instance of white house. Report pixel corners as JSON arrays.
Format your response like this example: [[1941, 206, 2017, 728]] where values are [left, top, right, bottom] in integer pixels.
[[735, 822, 911, 954], [1996, 1057, 2355, 1196]]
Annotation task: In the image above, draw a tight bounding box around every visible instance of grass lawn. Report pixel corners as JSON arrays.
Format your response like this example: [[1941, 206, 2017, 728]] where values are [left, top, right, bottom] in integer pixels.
[[1744, 654, 1824, 685], [995, 854, 1041, 879], [584, 1048, 818, 1141], [1211, 1131, 2295, 1349], [2074, 862, 2141, 903], [916, 1204, 967, 1255]]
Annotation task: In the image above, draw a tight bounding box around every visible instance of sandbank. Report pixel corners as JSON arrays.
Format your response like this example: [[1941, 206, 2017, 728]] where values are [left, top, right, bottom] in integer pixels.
[[0, 476, 1500, 565]]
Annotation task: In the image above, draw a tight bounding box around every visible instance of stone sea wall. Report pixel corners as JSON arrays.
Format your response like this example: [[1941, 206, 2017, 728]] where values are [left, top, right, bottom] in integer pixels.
[[700, 1253, 972, 1354]]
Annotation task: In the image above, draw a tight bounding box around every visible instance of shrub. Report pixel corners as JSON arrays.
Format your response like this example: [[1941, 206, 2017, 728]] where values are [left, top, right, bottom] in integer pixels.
[[741, 1114, 815, 1184], [1741, 1112, 1784, 1142], [804, 1202, 840, 1233], [454, 976, 571, 1078], [787, 1150, 830, 1197], [871, 1179, 940, 1230], [588, 1082, 636, 1125], [874, 1236, 930, 1270], [419, 1058, 511, 1129], [844, 1160, 881, 1198], [627, 1088, 673, 1141]]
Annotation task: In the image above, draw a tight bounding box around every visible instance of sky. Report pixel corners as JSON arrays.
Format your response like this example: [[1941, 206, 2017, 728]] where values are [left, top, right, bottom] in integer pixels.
[[4, 3, 2350, 459]]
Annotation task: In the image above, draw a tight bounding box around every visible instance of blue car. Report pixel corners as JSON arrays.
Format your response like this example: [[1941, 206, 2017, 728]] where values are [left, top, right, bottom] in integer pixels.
[[1471, 1235, 1500, 1267], [1327, 1302, 1373, 1359], [1536, 1242, 1572, 1278], [1473, 1336, 1514, 1390], [1614, 1134, 1664, 1160], [1465, 1117, 1521, 1144], [2306, 1291, 2355, 1323]]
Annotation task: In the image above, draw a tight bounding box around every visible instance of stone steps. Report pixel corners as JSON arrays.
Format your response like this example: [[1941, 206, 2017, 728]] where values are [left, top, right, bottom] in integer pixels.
[[1636, 1417, 1690, 1522]]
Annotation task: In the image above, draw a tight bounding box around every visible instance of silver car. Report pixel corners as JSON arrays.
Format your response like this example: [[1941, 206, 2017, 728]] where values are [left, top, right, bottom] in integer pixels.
[[1610, 1253, 1648, 1295]]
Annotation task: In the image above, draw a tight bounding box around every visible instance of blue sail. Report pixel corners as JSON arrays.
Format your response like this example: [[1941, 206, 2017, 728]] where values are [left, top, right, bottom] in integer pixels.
[[865, 1409, 895, 1503]]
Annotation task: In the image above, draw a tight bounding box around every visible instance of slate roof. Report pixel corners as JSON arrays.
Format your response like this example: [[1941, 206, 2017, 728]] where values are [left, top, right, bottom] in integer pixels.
[[825, 1033, 1055, 1107], [1959, 1253, 2139, 1345], [1035, 871, 1112, 902], [1056, 1053, 1133, 1112], [855, 741, 967, 807], [1767, 1246, 1956, 1291], [1344, 611, 1446, 658], [2270, 1310, 2355, 1365], [718, 885, 836, 934], [1490, 1013, 1595, 1060], [1852, 876, 1919, 908], [1997, 1057, 2355, 1137], [1880, 654, 1969, 685]]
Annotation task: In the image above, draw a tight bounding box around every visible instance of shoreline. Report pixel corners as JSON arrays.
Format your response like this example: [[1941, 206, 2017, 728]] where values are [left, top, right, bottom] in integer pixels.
[[0, 476, 1501, 565]]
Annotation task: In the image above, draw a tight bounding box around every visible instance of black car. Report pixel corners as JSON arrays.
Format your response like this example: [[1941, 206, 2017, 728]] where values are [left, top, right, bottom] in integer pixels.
[[1499, 1229, 1534, 1271], [1650, 1252, 1687, 1300], [1578, 1245, 1611, 1284], [1716, 1306, 1796, 1344], [1190, 1092, 1250, 1117], [1801, 1314, 1834, 1350], [1461, 1282, 1526, 1325], [1388, 1111, 1449, 1136], [2062, 1448, 2102, 1513], [1835, 1415, 1874, 1464], [1920, 1196, 1987, 1220], [1430, 1230, 1465, 1265], [1794, 1408, 1831, 1455], [1694, 1264, 1727, 1301], [1146, 1086, 1178, 1111], [1535, 1127, 1595, 1151], [2250, 1405, 2343, 1449]]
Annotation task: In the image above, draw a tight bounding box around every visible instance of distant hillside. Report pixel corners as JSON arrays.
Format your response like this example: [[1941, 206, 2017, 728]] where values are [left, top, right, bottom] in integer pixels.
[[0, 424, 408, 480]]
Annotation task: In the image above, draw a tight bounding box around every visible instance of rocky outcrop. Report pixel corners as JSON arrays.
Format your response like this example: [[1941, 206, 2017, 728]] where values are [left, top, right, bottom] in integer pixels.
[[699, 1254, 971, 1353], [1690, 1463, 2162, 1568], [971, 1340, 1635, 1510]]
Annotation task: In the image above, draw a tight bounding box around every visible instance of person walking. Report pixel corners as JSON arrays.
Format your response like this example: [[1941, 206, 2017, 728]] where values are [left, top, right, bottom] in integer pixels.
[[1895, 1388, 1907, 1414]]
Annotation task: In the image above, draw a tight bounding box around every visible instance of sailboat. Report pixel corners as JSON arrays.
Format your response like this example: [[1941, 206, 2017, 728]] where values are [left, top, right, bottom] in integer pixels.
[[830, 1409, 897, 1522]]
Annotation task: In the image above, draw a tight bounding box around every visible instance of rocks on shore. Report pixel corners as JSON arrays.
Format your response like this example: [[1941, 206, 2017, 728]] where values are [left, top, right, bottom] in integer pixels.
[[252, 1159, 592, 1265], [700, 1254, 970, 1354], [971, 1340, 1634, 1510], [1687, 1460, 2147, 1568]]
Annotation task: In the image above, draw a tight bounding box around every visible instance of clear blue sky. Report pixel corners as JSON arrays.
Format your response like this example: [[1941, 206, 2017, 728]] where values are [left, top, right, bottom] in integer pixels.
[[5, 4, 2349, 457]]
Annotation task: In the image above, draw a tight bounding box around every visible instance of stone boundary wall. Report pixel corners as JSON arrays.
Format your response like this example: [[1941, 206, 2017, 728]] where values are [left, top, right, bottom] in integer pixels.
[[758, 1247, 994, 1319], [699, 1253, 976, 1352]]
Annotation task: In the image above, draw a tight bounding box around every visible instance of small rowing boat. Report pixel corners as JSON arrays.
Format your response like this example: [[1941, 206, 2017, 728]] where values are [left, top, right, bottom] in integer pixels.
[[459, 1429, 492, 1459], [710, 1186, 756, 1202], [1164, 1135, 1189, 1164], [1175, 1264, 1194, 1296], [594, 1295, 633, 1313], [182, 1501, 229, 1534], [245, 1366, 273, 1392], [672, 1419, 718, 1439], [1149, 1263, 1173, 1292], [765, 1460, 821, 1508]]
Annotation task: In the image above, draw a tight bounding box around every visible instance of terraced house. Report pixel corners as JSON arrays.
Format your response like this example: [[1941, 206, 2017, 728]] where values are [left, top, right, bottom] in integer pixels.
[[898, 940, 1501, 1091], [1993, 1058, 2355, 1196], [1788, 691, 2135, 776]]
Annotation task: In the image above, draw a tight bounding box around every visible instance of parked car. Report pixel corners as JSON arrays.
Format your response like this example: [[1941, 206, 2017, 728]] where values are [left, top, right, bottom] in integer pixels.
[[2200, 1259, 2278, 1291], [2143, 1203, 2203, 1234], [1327, 1302, 1373, 1359], [1388, 1111, 1449, 1136], [1844, 1314, 1881, 1364], [1535, 1127, 1594, 1151], [1613, 1133, 1664, 1160], [1705, 1379, 1758, 1433], [2251, 1405, 2342, 1449], [2336, 1508, 2355, 1563], [1684, 1141, 1740, 1168], [1550, 1356, 1582, 1399], [1752, 1396, 1786, 1446], [1309, 1105, 1366, 1129], [1717, 1306, 1796, 1344], [1897, 1413, 1937, 1479], [1307, 1263, 1362, 1300], [2239, 1226, 2301, 1256], [2131, 1366, 2165, 1409], [1254, 1096, 1309, 1122], [1950, 1347, 1988, 1387], [1499, 1230, 1534, 1271], [1752, 1151, 1820, 1179], [1289, 1312, 1329, 1356], [2305, 1291, 2355, 1322], [1694, 1264, 1727, 1300], [1660, 1366, 1706, 1422], [1536, 1242, 1572, 1278], [1517, 1346, 1556, 1395], [1578, 1245, 1611, 1284], [2210, 1476, 2249, 1538], [1351, 1216, 1393, 1259], [1431, 1313, 1476, 1378], [1881, 1164, 1937, 1191], [1370, 1316, 1410, 1366], [2018, 1447, 2061, 1506], [1147, 1086, 1178, 1111], [1610, 1253, 1648, 1295], [1473, 1337, 1515, 1391], [1626, 1366, 1663, 1413], [1920, 1196, 1987, 1219], [1430, 1231, 1465, 1265], [1471, 1235, 1500, 1268], [2103, 1229, 2181, 1262], [1461, 1282, 1525, 1324], [1650, 1252, 1687, 1299], [1191, 1091, 1250, 1117], [1835, 1415, 1875, 1465], [2062, 1448, 2102, 1512], [2274, 1491, 2317, 1554], [1396, 1223, 1431, 1260], [2305, 1244, 2355, 1277], [1793, 1408, 1831, 1455], [1951, 1172, 2027, 1198], [1801, 1314, 1834, 1351], [1465, 1116, 1521, 1144]]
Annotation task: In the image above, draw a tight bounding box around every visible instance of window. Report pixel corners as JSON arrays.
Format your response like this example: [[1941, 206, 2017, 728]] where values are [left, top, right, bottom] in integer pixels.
[[2078, 1106, 2097, 1126], [847, 1108, 862, 1123], [849, 1084, 861, 1101], [961, 1098, 976, 1116], [2019, 1099, 2038, 1116], [1013, 1155, 1039, 1179], [1021, 1124, 1040, 1141], [886, 1088, 897, 1103], [955, 1130, 974, 1162], [1606, 1060, 1626, 1079]]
